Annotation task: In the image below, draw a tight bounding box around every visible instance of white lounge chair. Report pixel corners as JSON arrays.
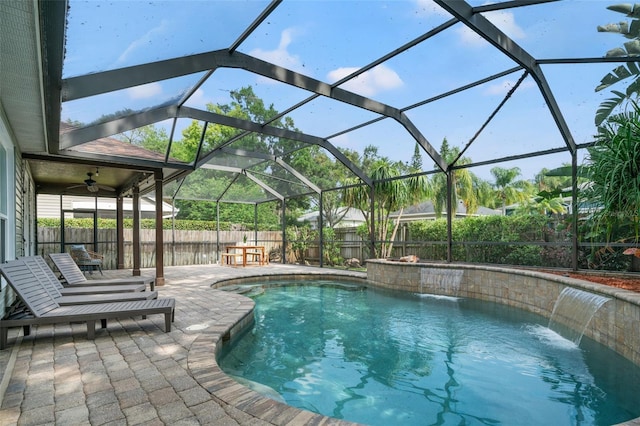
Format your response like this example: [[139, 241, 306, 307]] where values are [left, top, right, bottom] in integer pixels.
[[20, 256, 158, 305], [49, 252, 155, 291]]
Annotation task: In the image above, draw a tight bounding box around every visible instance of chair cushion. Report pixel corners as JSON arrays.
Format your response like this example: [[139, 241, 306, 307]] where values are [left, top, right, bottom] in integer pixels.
[[70, 245, 91, 260]]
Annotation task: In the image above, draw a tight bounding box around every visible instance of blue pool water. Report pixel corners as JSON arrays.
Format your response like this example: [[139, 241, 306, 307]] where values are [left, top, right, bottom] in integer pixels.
[[218, 281, 640, 425]]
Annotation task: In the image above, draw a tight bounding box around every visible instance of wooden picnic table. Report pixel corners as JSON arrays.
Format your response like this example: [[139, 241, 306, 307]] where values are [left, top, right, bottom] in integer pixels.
[[222, 245, 266, 267]]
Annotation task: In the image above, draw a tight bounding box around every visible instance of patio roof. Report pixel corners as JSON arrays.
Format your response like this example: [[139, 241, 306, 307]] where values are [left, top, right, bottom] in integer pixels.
[[2, 0, 634, 202]]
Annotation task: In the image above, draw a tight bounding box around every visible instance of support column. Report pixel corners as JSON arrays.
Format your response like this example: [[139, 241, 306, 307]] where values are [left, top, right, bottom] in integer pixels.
[[155, 170, 165, 286], [216, 202, 220, 264], [370, 185, 376, 259], [446, 171, 453, 263], [571, 152, 579, 271], [132, 185, 141, 277], [319, 192, 324, 267], [281, 199, 286, 264], [116, 196, 124, 269]]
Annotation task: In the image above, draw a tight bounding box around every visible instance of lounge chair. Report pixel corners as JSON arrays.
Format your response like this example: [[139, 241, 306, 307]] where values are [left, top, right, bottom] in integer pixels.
[[20, 256, 146, 295], [20, 256, 158, 305], [49, 252, 155, 291], [0, 259, 175, 350], [69, 244, 104, 275]]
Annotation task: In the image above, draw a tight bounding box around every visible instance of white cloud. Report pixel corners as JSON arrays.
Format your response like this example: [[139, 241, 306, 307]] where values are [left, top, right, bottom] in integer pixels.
[[327, 65, 403, 97], [116, 20, 169, 65], [484, 79, 535, 96], [456, 10, 525, 47], [184, 88, 207, 109], [128, 82, 162, 99], [249, 28, 304, 73]]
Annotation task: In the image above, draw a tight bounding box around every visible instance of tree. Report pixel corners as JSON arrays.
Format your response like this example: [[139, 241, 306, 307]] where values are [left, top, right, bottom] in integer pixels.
[[534, 165, 573, 194], [342, 152, 431, 258], [431, 139, 478, 218], [489, 166, 532, 215], [168, 86, 309, 222], [595, 3, 640, 126], [515, 193, 567, 215], [581, 102, 640, 271], [409, 142, 423, 171]]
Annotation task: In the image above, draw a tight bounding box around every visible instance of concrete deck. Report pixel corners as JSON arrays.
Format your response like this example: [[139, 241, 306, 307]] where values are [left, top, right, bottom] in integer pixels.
[[0, 263, 366, 425]]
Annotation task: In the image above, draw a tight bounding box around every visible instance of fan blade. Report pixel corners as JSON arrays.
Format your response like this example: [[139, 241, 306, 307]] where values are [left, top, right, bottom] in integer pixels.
[[66, 184, 85, 190], [98, 185, 116, 192]]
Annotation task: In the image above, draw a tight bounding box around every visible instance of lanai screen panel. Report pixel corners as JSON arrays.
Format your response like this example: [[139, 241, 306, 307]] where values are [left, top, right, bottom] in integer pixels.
[[182, 69, 314, 125], [237, 1, 455, 79], [61, 73, 208, 128], [163, 167, 237, 202], [542, 62, 623, 145], [218, 173, 280, 204], [404, 72, 568, 167], [63, 1, 270, 77], [204, 151, 269, 171], [479, 1, 623, 60], [247, 162, 316, 199], [284, 96, 384, 139], [328, 115, 434, 172]]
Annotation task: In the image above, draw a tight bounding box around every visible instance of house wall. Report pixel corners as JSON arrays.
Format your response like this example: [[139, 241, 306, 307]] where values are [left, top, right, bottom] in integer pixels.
[[0, 105, 17, 315], [14, 150, 24, 257], [0, 104, 37, 317], [37, 194, 175, 219]]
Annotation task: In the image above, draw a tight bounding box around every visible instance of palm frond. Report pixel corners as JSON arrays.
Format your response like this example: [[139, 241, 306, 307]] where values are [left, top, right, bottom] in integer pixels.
[[595, 66, 634, 92], [595, 90, 629, 126]]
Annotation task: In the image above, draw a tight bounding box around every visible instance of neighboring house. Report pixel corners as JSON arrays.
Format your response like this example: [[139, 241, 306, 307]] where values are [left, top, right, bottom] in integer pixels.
[[37, 194, 178, 219], [298, 207, 366, 229], [390, 200, 501, 223]]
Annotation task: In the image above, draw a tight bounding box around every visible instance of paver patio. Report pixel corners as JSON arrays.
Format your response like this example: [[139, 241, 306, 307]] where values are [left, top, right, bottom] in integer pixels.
[[0, 263, 365, 425]]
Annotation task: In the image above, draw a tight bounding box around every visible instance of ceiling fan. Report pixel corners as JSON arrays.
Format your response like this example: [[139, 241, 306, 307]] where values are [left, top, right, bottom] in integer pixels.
[[67, 171, 116, 193]]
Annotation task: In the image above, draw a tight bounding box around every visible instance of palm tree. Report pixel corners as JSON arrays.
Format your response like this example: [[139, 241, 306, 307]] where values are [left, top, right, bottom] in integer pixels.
[[490, 166, 531, 215], [343, 159, 430, 258], [431, 139, 478, 218], [516, 195, 566, 215]]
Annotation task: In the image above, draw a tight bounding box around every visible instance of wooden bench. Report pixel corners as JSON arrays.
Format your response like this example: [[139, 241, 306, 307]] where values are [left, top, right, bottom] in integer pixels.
[[246, 251, 267, 265], [220, 253, 243, 266]]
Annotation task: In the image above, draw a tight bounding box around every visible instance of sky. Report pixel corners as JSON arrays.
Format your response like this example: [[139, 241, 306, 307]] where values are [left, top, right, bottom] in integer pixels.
[[61, 0, 630, 183]]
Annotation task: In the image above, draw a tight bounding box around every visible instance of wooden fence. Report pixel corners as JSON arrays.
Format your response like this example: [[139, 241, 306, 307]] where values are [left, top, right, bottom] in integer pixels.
[[37, 228, 284, 269]]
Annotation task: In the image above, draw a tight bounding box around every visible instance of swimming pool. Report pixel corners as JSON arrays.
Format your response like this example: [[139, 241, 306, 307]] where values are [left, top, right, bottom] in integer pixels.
[[218, 280, 640, 426]]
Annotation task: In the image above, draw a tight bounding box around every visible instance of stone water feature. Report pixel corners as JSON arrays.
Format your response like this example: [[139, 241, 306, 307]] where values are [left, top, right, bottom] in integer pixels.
[[366, 259, 640, 366], [420, 267, 464, 295]]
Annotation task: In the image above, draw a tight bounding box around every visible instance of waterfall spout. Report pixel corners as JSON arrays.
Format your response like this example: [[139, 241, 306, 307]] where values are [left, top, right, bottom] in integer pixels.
[[420, 268, 464, 295], [549, 287, 610, 345]]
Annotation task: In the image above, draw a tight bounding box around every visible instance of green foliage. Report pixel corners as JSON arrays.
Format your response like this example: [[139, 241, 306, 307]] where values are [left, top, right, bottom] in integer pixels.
[[286, 226, 317, 263], [37, 218, 280, 231], [408, 215, 551, 265], [175, 199, 280, 226], [595, 5, 640, 125], [342, 152, 430, 257], [489, 166, 533, 214], [431, 138, 478, 217], [322, 227, 343, 266], [582, 103, 640, 252]]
